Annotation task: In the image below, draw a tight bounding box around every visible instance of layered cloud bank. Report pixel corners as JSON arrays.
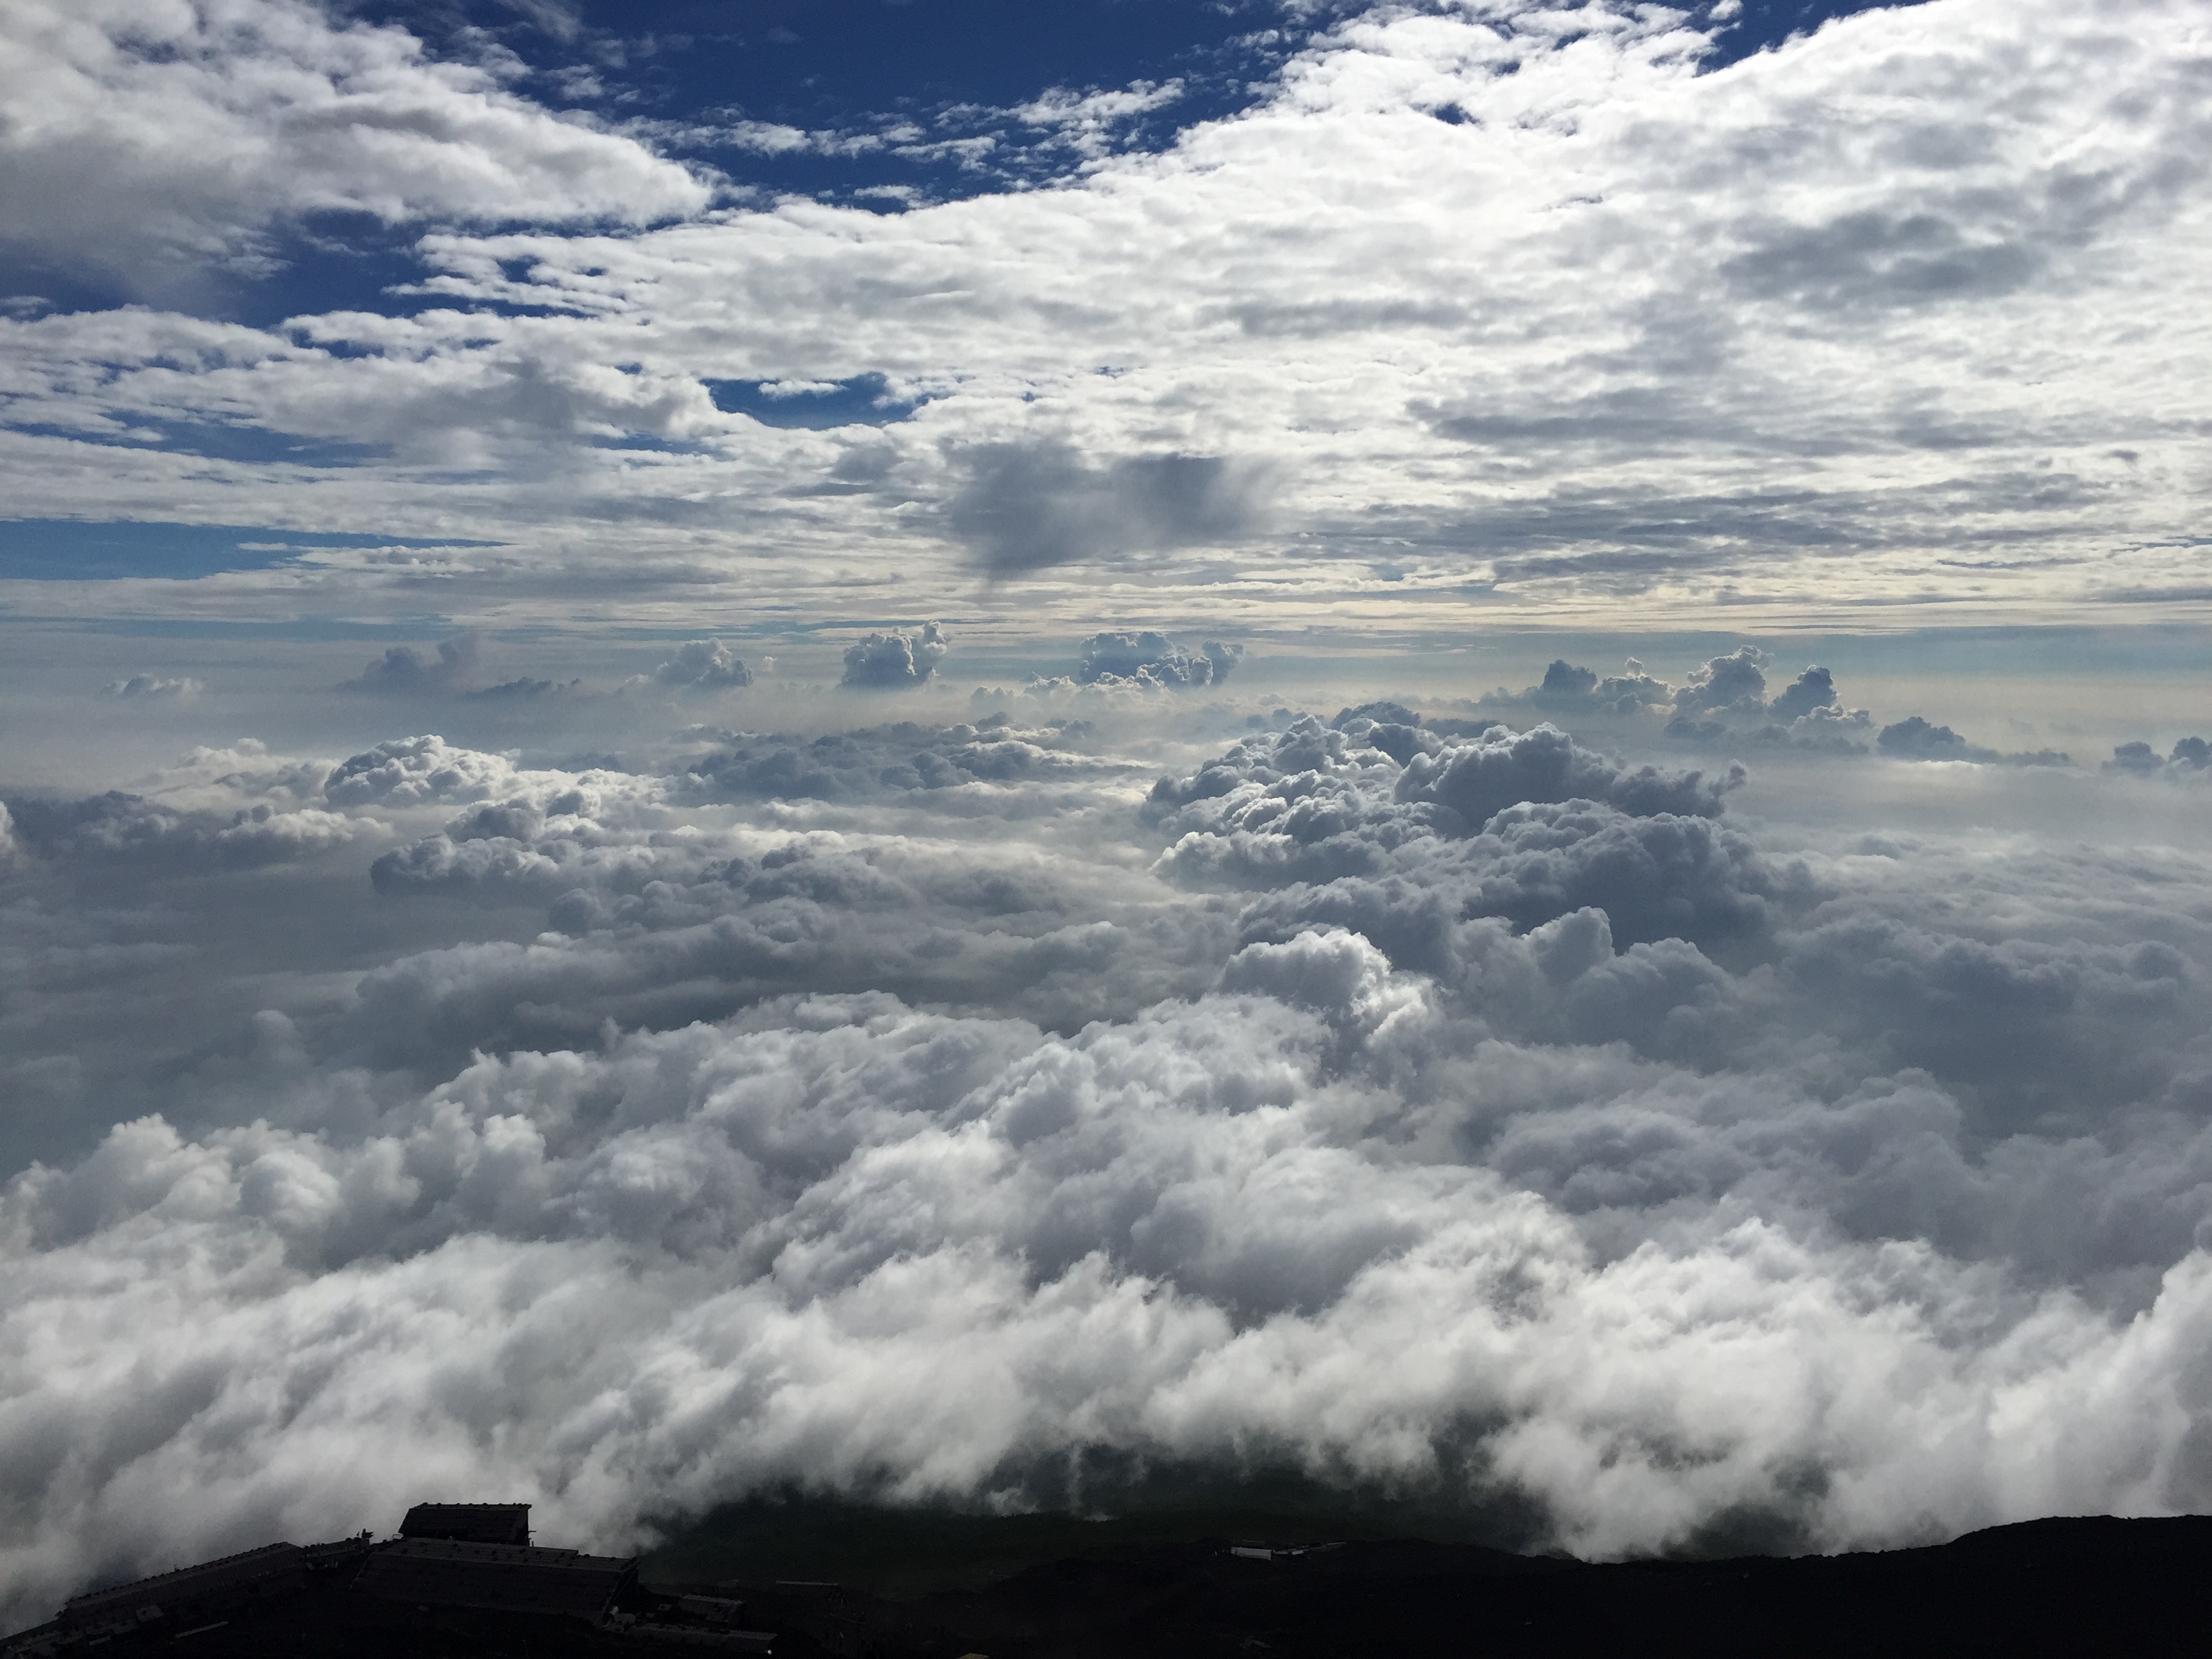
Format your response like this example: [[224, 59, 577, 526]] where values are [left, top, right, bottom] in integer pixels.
[[6, 673, 2212, 1629], [1, 0, 2207, 623]]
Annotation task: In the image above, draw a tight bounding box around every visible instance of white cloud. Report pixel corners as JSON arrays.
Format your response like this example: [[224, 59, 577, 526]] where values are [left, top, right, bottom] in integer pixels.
[[0, 0, 710, 294], [6, 694, 2212, 1633], [0, 0, 2201, 628], [1011, 78, 1185, 159]]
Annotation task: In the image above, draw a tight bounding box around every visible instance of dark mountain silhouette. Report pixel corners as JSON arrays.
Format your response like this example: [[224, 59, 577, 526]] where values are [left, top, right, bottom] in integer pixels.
[[6, 1509, 2207, 1658]]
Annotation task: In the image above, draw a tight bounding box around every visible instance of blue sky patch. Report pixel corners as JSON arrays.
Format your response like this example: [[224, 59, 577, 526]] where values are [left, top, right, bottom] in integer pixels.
[[708, 374, 928, 430]]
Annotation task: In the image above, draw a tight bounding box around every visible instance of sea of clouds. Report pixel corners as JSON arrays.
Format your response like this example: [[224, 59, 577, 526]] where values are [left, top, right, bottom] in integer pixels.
[[5, 634, 2212, 1629], [4, 0, 2211, 1631]]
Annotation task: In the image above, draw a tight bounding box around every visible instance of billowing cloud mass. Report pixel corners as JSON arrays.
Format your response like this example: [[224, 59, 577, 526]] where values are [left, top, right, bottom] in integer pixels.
[[840, 623, 951, 689], [1075, 631, 1242, 689], [3, 0, 2211, 1640], [8, 676, 2212, 1633], [652, 640, 753, 691], [341, 634, 484, 695]]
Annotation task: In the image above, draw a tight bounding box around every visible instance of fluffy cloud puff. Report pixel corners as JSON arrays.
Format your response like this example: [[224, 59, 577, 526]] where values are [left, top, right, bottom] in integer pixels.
[[1482, 649, 2091, 762], [841, 623, 951, 690], [1074, 631, 1243, 690], [12, 930, 2212, 1629], [1147, 718, 1748, 916], [653, 640, 753, 691], [340, 635, 483, 696]]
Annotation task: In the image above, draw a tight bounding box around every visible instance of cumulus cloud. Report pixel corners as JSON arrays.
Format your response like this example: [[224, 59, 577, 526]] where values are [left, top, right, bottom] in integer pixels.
[[2107, 738, 2211, 777], [1671, 646, 1771, 720], [338, 634, 483, 696], [322, 733, 527, 807], [1877, 716, 1998, 762], [1397, 724, 1741, 830], [840, 623, 951, 689], [1875, 717, 2067, 768], [1073, 631, 1242, 689], [1768, 665, 1840, 724], [1485, 651, 1862, 745], [1486, 659, 1675, 718], [682, 718, 1109, 806], [1, 791, 376, 872], [7, 689, 2212, 1633], [652, 640, 753, 691]]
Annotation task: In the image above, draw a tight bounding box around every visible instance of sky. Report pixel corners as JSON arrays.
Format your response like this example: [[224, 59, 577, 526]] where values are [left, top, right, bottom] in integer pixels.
[[4, 0, 2212, 1632]]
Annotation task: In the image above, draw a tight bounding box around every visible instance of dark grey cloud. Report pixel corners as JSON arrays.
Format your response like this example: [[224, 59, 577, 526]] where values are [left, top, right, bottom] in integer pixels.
[[1721, 209, 2045, 312], [1, 791, 370, 872], [1671, 646, 1770, 720], [1473, 649, 1894, 758], [1874, 717, 2074, 769], [682, 717, 1108, 804], [1146, 717, 1769, 971], [1397, 724, 1741, 830], [1877, 715, 1998, 762], [1483, 659, 1673, 718], [339, 634, 483, 696], [947, 443, 1271, 573], [1767, 665, 1839, 723], [2107, 738, 2212, 777], [1662, 655, 1876, 753]]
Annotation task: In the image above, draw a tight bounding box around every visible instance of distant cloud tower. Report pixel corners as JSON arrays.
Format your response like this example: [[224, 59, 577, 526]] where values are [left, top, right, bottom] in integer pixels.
[[841, 622, 950, 688], [1074, 630, 1241, 689], [653, 640, 752, 690]]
